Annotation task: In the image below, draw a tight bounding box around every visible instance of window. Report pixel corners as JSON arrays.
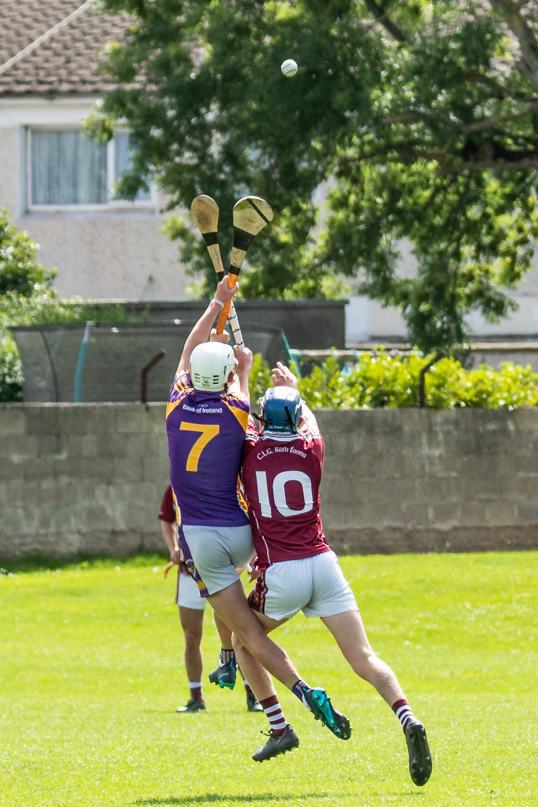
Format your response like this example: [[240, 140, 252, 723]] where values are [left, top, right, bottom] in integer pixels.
[[27, 128, 153, 210], [114, 132, 151, 202]]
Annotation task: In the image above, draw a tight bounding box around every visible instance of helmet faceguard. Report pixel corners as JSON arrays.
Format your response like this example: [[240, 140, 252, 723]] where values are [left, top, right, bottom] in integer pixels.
[[189, 342, 235, 391], [260, 386, 302, 434]]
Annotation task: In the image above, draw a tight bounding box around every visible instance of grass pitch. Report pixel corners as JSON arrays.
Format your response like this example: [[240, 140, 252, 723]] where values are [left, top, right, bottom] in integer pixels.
[[1, 551, 537, 807]]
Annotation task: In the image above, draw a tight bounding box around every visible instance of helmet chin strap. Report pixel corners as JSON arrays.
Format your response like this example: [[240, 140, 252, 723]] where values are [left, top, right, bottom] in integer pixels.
[[283, 405, 298, 433]]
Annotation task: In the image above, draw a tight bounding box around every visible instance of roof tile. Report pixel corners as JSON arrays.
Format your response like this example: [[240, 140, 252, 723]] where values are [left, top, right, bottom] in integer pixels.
[[0, 0, 132, 96]]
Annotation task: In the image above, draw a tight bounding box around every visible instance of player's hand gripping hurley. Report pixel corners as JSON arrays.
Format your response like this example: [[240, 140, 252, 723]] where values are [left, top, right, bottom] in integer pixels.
[[216, 196, 273, 334], [190, 195, 244, 347]]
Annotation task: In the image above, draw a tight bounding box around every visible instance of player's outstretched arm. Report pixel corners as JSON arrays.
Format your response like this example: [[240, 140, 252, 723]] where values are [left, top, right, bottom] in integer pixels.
[[177, 276, 238, 374], [300, 401, 319, 433], [271, 361, 298, 389], [234, 346, 253, 399], [271, 361, 318, 432]]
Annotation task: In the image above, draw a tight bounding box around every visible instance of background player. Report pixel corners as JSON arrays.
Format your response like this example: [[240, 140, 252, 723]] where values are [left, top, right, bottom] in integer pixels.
[[166, 276, 350, 761], [234, 363, 433, 785], [158, 482, 262, 712]]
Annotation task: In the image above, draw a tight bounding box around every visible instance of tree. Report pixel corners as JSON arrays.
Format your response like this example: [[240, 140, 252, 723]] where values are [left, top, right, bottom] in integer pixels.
[[90, 0, 538, 351], [0, 208, 54, 296], [0, 211, 134, 401]]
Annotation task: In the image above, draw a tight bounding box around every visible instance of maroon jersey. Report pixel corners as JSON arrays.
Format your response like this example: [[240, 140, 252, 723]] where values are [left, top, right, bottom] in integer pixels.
[[241, 428, 330, 566], [158, 483, 175, 523]]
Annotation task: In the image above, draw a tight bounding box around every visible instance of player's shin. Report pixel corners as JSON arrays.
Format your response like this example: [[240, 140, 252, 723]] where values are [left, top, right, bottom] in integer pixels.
[[209, 610, 237, 688], [233, 635, 276, 704]]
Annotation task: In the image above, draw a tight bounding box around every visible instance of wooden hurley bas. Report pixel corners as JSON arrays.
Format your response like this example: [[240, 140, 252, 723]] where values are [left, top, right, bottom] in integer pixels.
[[190, 194, 244, 348], [216, 196, 274, 334]]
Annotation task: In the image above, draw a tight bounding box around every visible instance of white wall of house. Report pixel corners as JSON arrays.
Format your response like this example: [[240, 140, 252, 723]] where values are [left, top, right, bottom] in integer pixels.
[[0, 97, 188, 300], [3, 97, 538, 338], [345, 247, 538, 344]]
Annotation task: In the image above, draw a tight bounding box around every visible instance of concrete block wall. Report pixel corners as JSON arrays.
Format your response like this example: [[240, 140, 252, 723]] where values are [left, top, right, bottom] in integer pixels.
[[316, 408, 538, 554], [1, 404, 538, 558], [0, 404, 170, 558]]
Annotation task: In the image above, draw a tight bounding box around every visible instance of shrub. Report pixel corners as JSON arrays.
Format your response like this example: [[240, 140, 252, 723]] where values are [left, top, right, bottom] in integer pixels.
[[0, 209, 54, 296], [0, 332, 23, 403], [297, 350, 538, 410], [249, 352, 272, 405]]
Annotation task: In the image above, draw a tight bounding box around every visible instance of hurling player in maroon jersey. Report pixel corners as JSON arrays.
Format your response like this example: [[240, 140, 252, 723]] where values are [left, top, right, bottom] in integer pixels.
[[166, 276, 350, 761], [236, 363, 432, 786]]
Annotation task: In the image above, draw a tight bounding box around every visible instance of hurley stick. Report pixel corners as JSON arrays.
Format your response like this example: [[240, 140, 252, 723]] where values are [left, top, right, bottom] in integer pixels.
[[190, 195, 244, 348], [216, 196, 273, 333]]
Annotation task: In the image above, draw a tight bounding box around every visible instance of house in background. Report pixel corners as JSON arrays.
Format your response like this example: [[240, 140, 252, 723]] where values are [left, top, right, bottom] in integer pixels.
[[0, 0, 187, 302], [2, 0, 538, 346]]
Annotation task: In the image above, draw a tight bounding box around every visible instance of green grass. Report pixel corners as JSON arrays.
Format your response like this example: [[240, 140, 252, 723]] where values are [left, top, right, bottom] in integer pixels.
[[1, 552, 537, 806]]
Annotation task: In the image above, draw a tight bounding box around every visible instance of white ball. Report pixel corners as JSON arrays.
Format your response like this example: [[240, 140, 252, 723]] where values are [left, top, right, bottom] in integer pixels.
[[281, 59, 298, 77]]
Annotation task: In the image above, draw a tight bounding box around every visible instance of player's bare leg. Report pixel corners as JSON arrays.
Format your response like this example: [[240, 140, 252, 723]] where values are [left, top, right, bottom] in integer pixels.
[[232, 622, 298, 761], [176, 606, 205, 712], [208, 580, 300, 685], [210, 610, 262, 710], [322, 610, 432, 786], [321, 611, 405, 705], [209, 582, 299, 760], [209, 610, 238, 689], [232, 611, 288, 701], [231, 605, 351, 755]]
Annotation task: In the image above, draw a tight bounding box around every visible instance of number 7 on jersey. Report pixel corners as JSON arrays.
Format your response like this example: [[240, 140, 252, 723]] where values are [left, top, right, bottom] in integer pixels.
[[180, 422, 220, 471]]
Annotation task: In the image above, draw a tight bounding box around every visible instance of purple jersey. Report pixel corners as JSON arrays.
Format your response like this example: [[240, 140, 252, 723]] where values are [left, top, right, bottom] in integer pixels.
[[166, 371, 250, 527]]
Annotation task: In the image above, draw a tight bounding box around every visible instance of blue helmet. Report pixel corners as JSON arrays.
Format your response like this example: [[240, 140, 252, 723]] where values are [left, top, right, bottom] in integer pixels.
[[261, 386, 302, 434]]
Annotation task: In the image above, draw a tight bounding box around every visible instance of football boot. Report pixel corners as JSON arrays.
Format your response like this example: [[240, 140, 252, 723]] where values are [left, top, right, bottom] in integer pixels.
[[252, 724, 299, 762], [247, 694, 264, 712], [208, 659, 237, 689], [176, 698, 206, 713], [405, 719, 432, 786], [304, 687, 351, 740]]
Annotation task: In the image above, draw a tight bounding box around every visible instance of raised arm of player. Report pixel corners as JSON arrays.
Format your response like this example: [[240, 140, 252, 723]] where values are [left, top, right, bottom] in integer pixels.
[[230, 345, 253, 400], [271, 361, 318, 432], [177, 276, 238, 374], [299, 401, 319, 433], [271, 361, 298, 389]]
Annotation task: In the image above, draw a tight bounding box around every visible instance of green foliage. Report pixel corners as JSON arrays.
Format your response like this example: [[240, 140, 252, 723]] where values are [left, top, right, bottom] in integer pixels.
[[0, 332, 23, 403], [94, 0, 538, 347], [0, 209, 54, 297], [297, 351, 538, 409], [248, 352, 272, 403], [1, 553, 537, 805], [0, 211, 135, 402]]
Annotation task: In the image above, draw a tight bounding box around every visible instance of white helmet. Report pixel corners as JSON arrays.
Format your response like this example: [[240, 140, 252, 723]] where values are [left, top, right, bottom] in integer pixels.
[[189, 342, 235, 391]]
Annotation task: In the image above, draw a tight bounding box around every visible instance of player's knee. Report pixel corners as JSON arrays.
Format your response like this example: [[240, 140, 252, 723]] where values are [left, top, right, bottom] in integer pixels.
[[349, 649, 379, 679], [231, 632, 245, 652], [182, 626, 203, 645]]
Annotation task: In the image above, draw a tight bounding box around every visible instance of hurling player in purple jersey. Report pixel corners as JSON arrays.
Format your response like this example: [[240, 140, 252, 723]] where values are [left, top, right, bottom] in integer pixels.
[[166, 276, 350, 761]]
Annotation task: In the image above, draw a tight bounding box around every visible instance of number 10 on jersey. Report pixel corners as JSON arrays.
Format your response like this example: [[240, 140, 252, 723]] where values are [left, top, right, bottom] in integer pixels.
[[255, 470, 314, 518]]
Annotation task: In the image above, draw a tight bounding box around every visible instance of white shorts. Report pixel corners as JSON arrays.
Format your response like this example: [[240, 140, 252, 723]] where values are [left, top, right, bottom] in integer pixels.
[[248, 550, 359, 621], [176, 569, 207, 611], [182, 524, 254, 596]]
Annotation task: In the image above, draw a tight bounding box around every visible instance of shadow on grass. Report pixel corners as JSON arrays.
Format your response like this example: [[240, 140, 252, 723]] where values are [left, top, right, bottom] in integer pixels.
[[136, 794, 334, 805]]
